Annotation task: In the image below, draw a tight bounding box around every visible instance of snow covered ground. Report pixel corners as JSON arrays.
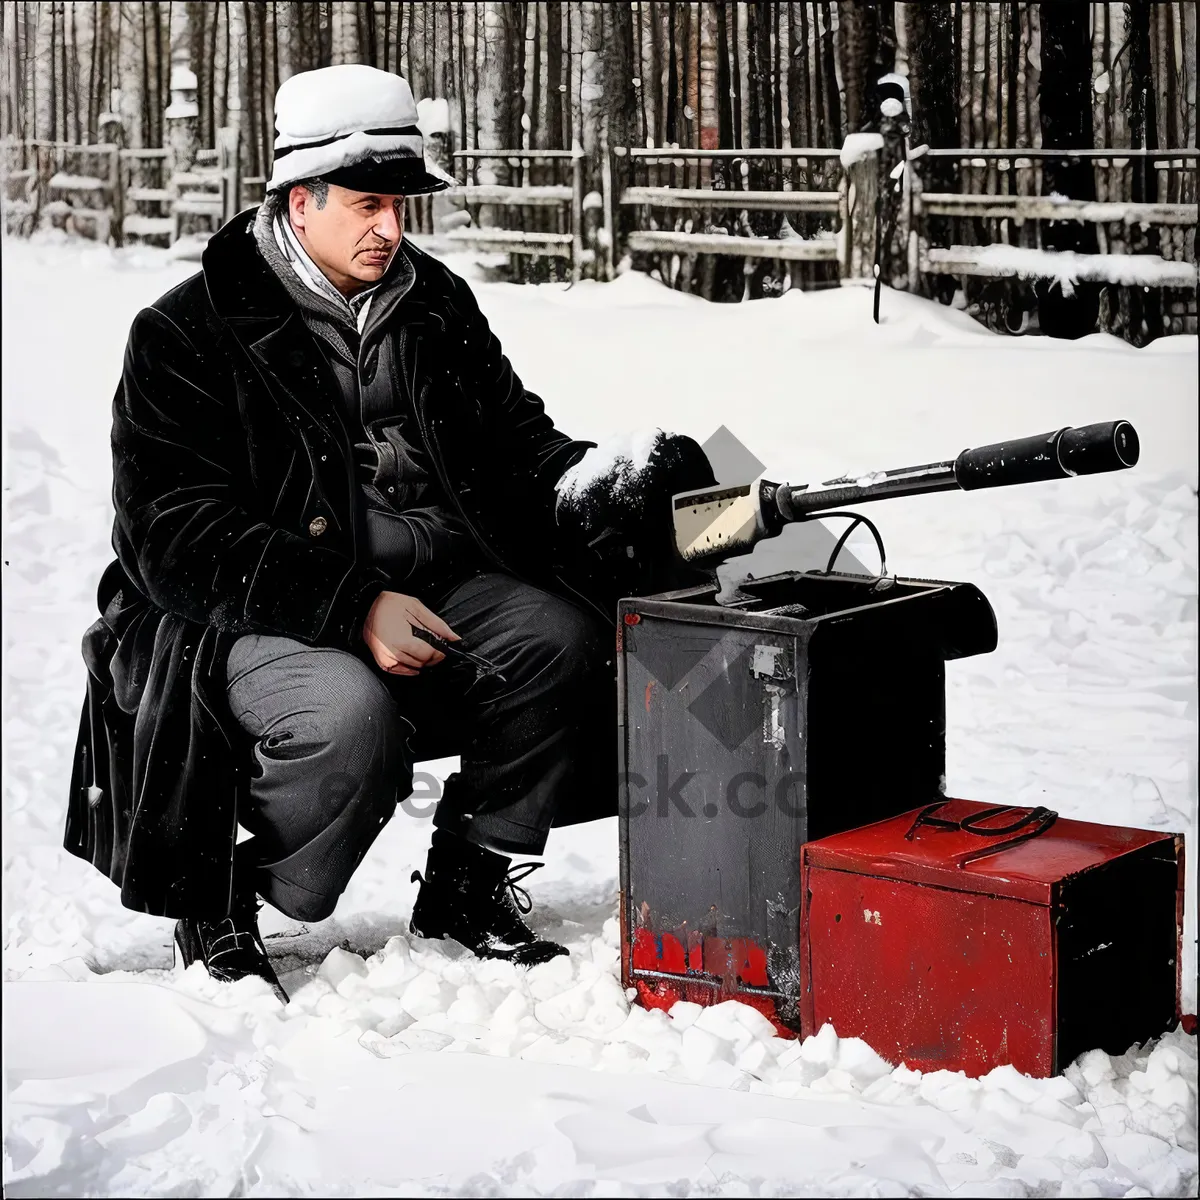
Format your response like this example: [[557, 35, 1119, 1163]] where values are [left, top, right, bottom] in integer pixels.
[[3, 230, 1197, 1196]]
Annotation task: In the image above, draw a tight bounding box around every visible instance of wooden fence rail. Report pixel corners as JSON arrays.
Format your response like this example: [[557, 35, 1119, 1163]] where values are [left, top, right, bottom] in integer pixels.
[[907, 148, 1198, 300], [442, 148, 591, 284], [3, 133, 1195, 327]]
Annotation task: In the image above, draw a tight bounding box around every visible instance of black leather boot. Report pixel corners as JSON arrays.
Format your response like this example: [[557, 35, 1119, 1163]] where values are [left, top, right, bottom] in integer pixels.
[[409, 833, 568, 966], [174, 880, 289, 1004]]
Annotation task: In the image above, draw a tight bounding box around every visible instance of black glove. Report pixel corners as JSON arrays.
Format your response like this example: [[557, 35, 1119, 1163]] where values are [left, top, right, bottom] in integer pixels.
[[553, 430, 719, 604]]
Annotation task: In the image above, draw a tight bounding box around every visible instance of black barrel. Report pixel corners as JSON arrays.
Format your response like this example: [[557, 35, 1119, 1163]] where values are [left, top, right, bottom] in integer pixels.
[[953, 421, 1140, 491]]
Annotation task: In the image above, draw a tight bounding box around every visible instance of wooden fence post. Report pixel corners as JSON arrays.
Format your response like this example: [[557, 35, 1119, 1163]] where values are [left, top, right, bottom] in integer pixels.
[[570, 141, 584, 285], [907, 164, 923, 293], [600, 135, 616, 282], [216, 126, 241, 224], [839, 134, 883, 283], [100, 111, 126, 247]]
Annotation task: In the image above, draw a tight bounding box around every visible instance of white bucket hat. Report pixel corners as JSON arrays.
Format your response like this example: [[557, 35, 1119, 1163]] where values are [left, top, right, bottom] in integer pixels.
[[266, 64, 451, 196]]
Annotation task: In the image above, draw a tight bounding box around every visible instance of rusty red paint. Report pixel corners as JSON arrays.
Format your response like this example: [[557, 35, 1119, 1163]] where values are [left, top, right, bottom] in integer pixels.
[[624, 612, 641, 625], [802, 866, 1056, 1076], [800, 798, 1182, 1078], [803, 798, 1171, 905], [629, 921, 795, 1036]]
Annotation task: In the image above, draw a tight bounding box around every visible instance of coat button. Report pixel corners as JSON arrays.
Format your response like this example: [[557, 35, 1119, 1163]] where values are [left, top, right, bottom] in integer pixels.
[[308, 516, 328, 537]]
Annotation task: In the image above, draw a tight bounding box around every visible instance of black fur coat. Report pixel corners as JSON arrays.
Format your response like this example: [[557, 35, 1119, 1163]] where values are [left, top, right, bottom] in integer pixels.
[[64, 207, 610, 920]]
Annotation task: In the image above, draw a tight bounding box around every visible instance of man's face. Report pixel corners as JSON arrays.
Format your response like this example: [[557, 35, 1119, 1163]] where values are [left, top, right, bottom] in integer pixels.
[[288, 182, 406, 296]]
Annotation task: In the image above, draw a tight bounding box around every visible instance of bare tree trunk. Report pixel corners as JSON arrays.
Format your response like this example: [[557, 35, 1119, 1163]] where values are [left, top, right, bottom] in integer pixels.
[[50, 0, 59, 141], [906, 3, 956, 151], [221, 0, 230, 126], [515, 2, 530, 149], [87, 0, 100, 139], [837, 0, 892, 134], [430, 1, 439, 96], [1007, 0, 1020, 149], [457, 1, 469, 164], [206, 1, 220, 140], [981, 2, 992, 147], [70, 1, 82, 141], [240, 1, 259, 176], [62, 1, 71, 141], [139, 2, 151, 145], [647, 0, 662, 144], [787, 2, 810, 150], [31, 1, 41, 141], [1156, 3, 1178, 151], [699, 1, 718, 148], [471, 1, 480, 162], [771, 2, 783, 146], [1127, 3, 1158, 177], [665, 1, 678, 143], [545, 0, 564, 147], [905, 0, 958, 298], [1182, 0, 1197, 152], [604, 0, 637, 151], [730, 1, 744, 147], [1038, 1, 1100, 338], [259, 4, 272, 176], [690, 0, 703, 149], [746, 1, 759, 147], [966, 1, 978, 147], [1024, 2, 1039, 150], [1, 4, 11, 138], [271, 2, 280, 98], [819, 2, 840, 144], [679, 1, 690, 145], [154, 0, 166, 146], [406, 0, 416, 81]]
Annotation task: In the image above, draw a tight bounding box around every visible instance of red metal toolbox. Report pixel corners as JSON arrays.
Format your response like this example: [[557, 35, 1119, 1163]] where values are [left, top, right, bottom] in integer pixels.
[[800, 798, 1184, 1077]]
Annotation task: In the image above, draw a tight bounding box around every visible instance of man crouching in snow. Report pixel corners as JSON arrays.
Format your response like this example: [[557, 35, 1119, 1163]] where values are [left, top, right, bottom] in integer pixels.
[[65, 65, 716, 1002]]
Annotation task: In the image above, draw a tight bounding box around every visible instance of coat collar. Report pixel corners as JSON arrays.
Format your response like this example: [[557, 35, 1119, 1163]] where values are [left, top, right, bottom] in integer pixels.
[[202, 208, 445, 460], [202, 206, 441, 329]]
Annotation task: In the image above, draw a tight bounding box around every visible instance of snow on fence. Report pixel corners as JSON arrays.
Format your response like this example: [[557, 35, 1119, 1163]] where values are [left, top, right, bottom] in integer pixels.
[[3, 131, 241, 252], [443, 149, 594, 285], [1, 140, 119, 244], [908, 148, 1199, 304], [119, 147, 172, 244], [4, 131, 1195, 327], [614, 147, 847, 283]]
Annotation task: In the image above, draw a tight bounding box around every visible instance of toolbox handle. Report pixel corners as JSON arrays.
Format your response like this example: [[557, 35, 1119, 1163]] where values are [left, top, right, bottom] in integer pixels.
[[904, 802, 1059, 866]]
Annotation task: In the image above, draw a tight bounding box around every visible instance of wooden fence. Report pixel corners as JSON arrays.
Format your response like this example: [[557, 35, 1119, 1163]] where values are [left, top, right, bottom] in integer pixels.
[[2, 133, 239, 249], [440, 149, 591, 285], [3, 132, 1195, 332], [908, 148, 1197, 290]]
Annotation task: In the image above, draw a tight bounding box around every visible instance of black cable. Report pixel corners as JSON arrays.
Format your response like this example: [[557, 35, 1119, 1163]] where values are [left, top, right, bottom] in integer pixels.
[[801, 510, 888, 578]]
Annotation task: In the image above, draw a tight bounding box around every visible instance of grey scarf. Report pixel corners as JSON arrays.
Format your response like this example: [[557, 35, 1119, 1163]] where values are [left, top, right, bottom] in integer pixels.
[[252, 190, 416, 362]]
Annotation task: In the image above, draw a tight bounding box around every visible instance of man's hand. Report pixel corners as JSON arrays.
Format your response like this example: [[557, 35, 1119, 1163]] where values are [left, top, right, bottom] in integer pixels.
[[362, 591, 462, 676]]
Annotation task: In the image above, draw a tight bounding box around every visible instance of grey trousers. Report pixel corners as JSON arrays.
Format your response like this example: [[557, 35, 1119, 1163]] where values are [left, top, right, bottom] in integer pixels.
[[224, 570, 611, 922]]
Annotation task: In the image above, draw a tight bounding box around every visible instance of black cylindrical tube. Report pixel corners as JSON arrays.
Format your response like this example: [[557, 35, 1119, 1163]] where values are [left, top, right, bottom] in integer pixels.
[[770, 422, 1140, 524], [953, 429, 1068, 491], [1058, 420, 1140, 475]]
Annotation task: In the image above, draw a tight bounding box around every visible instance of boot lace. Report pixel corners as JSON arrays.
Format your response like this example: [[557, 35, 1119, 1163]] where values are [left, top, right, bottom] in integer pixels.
[[199, 893, 266, 966], [499, 862, 543, 915]]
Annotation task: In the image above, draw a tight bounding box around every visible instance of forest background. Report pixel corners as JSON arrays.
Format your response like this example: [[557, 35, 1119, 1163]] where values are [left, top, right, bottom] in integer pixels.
[[1, 3, 1196, 331]]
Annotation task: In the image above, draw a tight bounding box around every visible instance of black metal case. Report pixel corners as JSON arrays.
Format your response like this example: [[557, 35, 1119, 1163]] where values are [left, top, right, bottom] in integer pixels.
[[617, 569, 998, 1032]]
